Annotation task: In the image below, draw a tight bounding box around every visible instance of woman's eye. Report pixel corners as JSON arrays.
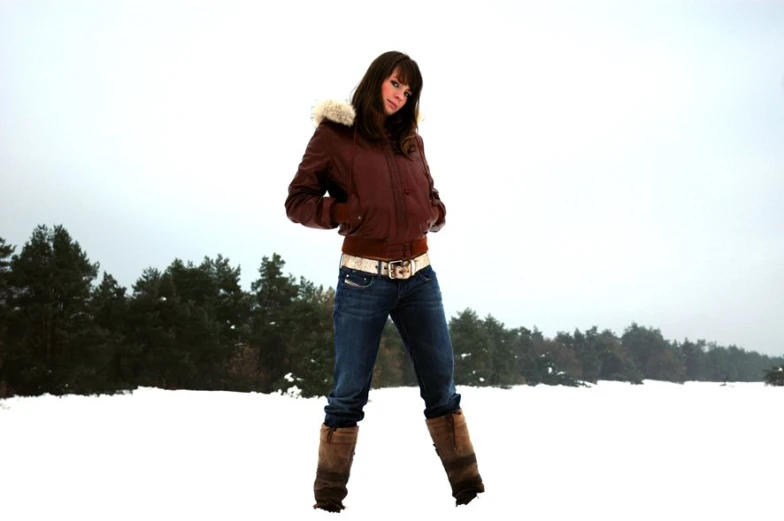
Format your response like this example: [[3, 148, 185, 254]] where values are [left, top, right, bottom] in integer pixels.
[[391, 81, 399, 87], [404, 92, 411, 98]]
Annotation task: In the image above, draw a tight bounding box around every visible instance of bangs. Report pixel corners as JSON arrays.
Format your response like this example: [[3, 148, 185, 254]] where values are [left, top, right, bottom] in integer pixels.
[[392, 59, 423, 96]]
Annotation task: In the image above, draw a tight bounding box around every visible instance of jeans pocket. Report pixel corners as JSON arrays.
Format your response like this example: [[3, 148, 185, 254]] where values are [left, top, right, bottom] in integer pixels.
[[419, 265, 437, 282], [340, 268, 375, 289]]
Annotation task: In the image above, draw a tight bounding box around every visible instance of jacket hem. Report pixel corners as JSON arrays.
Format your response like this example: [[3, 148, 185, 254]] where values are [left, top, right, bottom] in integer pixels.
[[341, 236, 429, 261]]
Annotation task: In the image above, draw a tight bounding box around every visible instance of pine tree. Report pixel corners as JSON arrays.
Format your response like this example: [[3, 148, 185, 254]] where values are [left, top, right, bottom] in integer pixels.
[[534, 338, 582, 386], [201, 255, 252, 373], [449, 309, 489, 386], [509, 326, 534, 385], [622, 323, 685, 382], [164, 256, 245, 389], [679, 339, 708, 381], [126, 267, 179, 388], [249, 254, 300, 392], [125, 255, 252, 392], [594, 329, 642, 383], [90, 272, 137, 390], [764, 365, 784, 386], [484, 315, 519, 388], [272, 279, 335, 398], [4, 225, 99, 395], [569, 328, 604, 383], [0, 237, 16, 397]]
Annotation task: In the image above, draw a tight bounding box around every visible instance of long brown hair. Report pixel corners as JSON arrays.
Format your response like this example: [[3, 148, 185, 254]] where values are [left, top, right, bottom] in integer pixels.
[[351, 51, 423, 158]]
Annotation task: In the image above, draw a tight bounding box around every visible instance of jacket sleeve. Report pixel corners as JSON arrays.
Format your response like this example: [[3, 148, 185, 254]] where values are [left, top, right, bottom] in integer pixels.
[[418, 136, 447, 232], [285, 124, 344, 229]]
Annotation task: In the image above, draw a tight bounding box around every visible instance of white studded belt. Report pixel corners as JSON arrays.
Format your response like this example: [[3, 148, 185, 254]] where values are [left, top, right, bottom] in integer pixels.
[[340, 253, 430, 280]]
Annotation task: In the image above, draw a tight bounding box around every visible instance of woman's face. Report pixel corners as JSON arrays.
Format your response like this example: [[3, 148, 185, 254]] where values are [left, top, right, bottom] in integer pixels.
[[381, 68, 413, 116]]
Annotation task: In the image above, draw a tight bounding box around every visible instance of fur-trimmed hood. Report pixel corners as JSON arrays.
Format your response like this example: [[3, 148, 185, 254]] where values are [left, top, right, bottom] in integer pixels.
[[312, 100, 355, 127], [311, 99, 423, 127]]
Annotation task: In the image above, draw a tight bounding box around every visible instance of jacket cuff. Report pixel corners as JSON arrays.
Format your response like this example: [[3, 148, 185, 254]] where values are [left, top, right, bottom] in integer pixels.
[[330, 202, 348, 226], [432, 205, 444, 224]]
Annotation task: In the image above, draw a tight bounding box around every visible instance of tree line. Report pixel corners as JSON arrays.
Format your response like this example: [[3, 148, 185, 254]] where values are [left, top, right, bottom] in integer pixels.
[[1, 224, 782, 399]]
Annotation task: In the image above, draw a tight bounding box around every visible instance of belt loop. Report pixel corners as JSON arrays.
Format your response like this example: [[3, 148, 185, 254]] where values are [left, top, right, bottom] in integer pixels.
[[376, 260, 382, 276]]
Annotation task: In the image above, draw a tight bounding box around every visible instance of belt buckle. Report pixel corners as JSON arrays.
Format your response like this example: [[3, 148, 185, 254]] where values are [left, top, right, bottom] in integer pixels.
[[387, 260, 411, 279]]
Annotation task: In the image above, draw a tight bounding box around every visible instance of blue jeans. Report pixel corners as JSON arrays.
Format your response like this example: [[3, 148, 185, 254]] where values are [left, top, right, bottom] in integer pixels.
[[324, 262, 461, 428]]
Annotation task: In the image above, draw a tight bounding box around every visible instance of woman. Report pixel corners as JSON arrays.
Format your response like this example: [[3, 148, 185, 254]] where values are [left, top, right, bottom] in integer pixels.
[[285, 51, 484, 512]]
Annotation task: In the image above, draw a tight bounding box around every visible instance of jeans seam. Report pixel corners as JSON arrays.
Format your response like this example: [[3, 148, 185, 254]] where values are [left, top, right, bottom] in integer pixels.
[[393, 314, 428, 395]]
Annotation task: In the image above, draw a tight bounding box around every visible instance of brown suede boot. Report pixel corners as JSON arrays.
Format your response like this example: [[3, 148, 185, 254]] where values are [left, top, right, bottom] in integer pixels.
[[426, 409, 485, 506], [313, 424, 358, 512]]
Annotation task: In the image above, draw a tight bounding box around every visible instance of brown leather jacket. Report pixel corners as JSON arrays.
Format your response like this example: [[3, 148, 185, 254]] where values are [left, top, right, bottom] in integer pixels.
[[285, 100, 446, 261]]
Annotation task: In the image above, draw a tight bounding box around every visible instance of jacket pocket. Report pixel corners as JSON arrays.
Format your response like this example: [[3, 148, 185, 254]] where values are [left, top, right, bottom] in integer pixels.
[[346, 194, 368, 235]]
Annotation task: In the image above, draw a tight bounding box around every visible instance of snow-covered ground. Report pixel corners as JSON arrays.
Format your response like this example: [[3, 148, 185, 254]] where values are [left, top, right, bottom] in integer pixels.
[[1, 381, 781, 520]]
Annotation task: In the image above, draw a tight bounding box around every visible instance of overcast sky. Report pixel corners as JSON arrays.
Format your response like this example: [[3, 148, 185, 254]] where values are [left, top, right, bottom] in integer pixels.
[[1, 0, 783, 356]]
